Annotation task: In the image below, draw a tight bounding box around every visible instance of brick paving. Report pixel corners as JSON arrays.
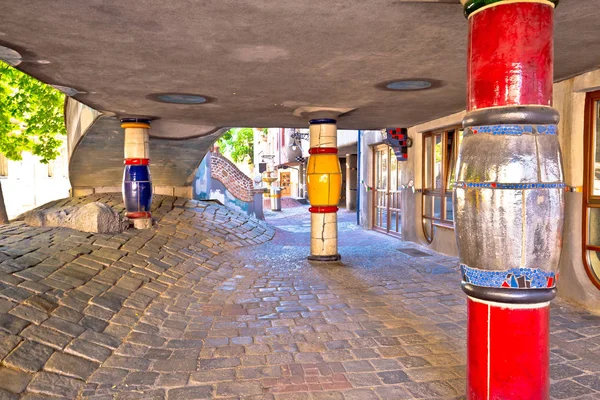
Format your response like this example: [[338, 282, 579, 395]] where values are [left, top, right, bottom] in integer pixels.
[[0, 196, 599, 399]]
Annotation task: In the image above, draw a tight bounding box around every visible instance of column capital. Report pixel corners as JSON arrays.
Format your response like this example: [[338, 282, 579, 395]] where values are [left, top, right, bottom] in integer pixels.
[[463, 0, 559, 18], [460, 0, 560, 18]]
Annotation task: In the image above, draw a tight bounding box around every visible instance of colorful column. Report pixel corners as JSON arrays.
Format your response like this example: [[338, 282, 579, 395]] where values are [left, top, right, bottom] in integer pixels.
[[455, 1, 562, 398], [121, 118, 153, 229], [306, 119, 342, 262]]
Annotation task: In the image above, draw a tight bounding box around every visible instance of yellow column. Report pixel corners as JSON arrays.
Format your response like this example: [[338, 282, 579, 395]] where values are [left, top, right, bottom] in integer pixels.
[[306, 119, 342, 262]]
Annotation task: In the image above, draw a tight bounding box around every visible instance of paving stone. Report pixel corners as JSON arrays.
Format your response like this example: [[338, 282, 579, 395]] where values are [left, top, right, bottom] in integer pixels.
[[44, 351, 99, 380], [573, 374, 600, 391], [87, 367, 128, 385], [0, 331, 21, 359], [123, 371, 159, 386], [550, 380, 595, 399], [374, 386, 412, 399], [65, 338, 112, 363], [3, 341, 54, 372], [153, 358, 197, 372], [0, 367, 31, 393], [103, 355, 151, 371], [0, 314, 29, 335], [27, 371, 85, 398], [20, 325, 71, 350], [167, 386, 213, 399], [0, 389, 18, 400], [217, 381, 264, 397], [551, 364, 586, 381], [23, 295, 58, 314], [79, 330, 121, 349]]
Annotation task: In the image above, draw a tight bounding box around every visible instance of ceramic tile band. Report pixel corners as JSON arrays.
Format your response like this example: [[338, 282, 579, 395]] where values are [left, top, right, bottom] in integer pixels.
[[454, 182, 566, 189], [460, 264, 556, 289], [462, 106, 560, 127], [466, 124, 556, 136]]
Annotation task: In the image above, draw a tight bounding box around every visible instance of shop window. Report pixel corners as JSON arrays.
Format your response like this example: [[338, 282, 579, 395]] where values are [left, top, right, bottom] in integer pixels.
[[422, 127, 463, 242], [583, 90, 600, 289]]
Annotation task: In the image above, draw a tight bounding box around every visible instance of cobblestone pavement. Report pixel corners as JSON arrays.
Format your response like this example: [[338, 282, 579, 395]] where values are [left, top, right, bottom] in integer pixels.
[[0, 197, 599, 399]]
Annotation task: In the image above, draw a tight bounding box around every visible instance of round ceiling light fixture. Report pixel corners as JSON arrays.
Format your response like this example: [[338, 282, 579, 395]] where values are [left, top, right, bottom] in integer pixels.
[[0, 45, 22, 66], [385, 80, 432, 91], [154, 93, 209, 104]]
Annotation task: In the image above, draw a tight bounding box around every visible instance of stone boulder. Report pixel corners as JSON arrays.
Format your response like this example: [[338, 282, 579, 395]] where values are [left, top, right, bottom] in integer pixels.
[[25, 202, 129, 233]]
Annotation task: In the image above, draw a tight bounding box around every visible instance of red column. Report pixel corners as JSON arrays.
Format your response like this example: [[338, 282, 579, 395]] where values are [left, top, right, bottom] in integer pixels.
[[460, 1, 560, 399]]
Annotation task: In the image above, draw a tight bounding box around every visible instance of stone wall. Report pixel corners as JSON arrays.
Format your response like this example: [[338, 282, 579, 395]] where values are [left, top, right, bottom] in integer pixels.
[[210, 153, 254, 202]]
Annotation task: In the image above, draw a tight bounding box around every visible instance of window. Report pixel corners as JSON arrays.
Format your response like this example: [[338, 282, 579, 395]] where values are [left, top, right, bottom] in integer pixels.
[[0, 154, 7, 177], [582, 90, 600, 290], [422, 127, 463, 242]]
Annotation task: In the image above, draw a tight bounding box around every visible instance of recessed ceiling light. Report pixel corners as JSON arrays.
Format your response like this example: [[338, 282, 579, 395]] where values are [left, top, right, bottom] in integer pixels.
[[0, 45, 22, 66], [36, 60, 51, 65], [386, 80, 432, 91], [155, 93, 208, 104]]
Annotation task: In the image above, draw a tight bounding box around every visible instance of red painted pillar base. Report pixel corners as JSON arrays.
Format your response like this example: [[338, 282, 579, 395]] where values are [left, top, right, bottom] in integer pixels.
[[467, 297, 550, 400]]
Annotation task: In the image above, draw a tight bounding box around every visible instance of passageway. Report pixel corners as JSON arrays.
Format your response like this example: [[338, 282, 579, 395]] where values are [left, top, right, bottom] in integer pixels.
[[81, 201, 600, 399]]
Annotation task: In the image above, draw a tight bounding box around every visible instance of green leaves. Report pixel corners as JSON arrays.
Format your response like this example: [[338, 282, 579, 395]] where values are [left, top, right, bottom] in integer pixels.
[[217, 128, 255, 164], [0, 61, 66, 163]]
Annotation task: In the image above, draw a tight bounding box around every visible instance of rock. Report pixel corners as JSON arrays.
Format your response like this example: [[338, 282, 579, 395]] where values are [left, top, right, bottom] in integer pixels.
[[25, 202, 128, 234]]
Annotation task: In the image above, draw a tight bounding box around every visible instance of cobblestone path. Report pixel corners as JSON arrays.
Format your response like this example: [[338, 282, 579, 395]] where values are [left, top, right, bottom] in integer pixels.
[[0, 197, 599, 399]]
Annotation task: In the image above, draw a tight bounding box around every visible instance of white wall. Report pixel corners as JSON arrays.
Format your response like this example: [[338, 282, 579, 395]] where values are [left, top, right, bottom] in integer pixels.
[[2, 139, 70, 219]]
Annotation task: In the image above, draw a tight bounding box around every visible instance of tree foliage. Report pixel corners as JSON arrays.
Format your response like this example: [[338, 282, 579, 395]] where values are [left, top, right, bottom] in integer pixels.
[[216, 128, 255, 164], [0, 61, 66, 163]]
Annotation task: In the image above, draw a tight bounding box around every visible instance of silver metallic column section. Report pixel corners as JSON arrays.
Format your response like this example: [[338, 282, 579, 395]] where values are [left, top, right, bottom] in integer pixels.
[[454, 107, 565, 303]]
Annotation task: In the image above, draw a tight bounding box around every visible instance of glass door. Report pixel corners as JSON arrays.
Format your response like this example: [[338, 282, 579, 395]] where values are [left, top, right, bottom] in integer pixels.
[[372, 144, 402, 237]]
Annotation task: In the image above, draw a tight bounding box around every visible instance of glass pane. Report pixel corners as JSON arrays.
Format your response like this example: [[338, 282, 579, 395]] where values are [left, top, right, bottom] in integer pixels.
[[447, 129, 463, 190], [434, 135, 443, 189], [423, 218, 434, 242], [434, 196, 442, 219], [594, 101, 600, 195], [423, 195, 434, 218], [375, 150, 381, 189], [588, 207, 600, 247], [381, 149, 388, 191], [445, 196, 454, 221], [390, 148, 398, 191], [380, 208, 388, 230], [389, 211, 398, 233], [586, 250, 600, 282], [424, 136, 432, 189]]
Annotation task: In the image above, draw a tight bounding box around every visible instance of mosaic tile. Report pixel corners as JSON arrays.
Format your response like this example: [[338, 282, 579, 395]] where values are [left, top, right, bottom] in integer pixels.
[[468, 124, 557, 136], [460, 264, 556, 289]]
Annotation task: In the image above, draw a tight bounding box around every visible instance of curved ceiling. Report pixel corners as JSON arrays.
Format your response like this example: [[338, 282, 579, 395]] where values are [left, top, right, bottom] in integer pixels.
[[2, 0, 600, 136]]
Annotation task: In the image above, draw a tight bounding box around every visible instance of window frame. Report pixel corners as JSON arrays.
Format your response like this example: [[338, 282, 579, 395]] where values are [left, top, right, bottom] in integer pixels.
[[582, 89, 600, 290], [421, 127, 461, 242]]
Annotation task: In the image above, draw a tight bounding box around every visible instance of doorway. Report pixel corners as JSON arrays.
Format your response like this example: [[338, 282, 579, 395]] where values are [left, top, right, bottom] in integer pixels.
[[279, 171, 291, 196], [372, 144, 402, 237]]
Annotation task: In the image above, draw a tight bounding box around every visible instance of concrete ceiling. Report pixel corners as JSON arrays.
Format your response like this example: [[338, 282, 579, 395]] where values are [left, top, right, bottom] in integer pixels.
[[2, 0, 600, 138]]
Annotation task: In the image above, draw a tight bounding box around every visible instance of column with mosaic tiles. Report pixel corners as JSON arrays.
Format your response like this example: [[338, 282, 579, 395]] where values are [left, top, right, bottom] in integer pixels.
[[121, 118, 153, 229], [455, 0, 563, 398], [306, 119, 342, 262]]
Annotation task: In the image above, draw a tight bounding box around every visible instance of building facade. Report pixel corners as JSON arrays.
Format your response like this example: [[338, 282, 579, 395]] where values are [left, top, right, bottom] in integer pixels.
[[254, 127, 358, 209], [358, 68, 600, 313]]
